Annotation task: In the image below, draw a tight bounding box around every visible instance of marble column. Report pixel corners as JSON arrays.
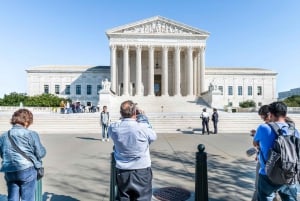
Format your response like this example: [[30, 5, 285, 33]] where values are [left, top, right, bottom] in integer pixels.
[[148, 46, 154, 96], [200, 46, 206, 94], [174, 46, 181, 96], [135, 45, 142, 96], [122, 45, 129, 96], [110, 45, 117, 93], [197, 50, 201, 96], [187, 46, 193, 96], [193, 53, 197, 95], [162, 46, 169, 96]]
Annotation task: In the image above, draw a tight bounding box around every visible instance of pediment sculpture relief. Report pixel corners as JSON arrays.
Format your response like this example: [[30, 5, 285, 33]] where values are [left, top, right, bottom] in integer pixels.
[[122, 20, 195, 34]]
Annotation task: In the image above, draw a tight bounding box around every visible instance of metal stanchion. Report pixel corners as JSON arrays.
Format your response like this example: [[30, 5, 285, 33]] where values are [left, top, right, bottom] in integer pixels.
[[35, 179, 42, 201], [110, 152, 118, 201], [195, 144, 208, 201]]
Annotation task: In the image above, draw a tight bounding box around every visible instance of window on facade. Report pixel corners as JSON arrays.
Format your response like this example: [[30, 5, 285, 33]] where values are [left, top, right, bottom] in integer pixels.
[[65, 85, 70, 95], [55, 85, 60, 94], [218, 86, 223, 95], [248, 86, 253, 96], [87, 85, 92, 95], [76, 85, 81, 95], [44, 85, 49, 94], [228, 86, 233, 96], [258, 102, 262, 107], [257, 86, 262, 96], [97, 85, 102, 94], [238, 86, 243, 96]]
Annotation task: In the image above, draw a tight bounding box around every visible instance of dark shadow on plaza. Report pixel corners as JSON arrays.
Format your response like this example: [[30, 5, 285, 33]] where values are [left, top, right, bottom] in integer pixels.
[[76, 136, 101, 141], [43, 192, 80, 201], [151, 150, 256, 201]]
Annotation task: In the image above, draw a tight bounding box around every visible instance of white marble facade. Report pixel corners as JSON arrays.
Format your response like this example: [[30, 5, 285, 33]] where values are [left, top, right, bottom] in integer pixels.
[[26, 65, 110, 106], [26, 16, 278, 109], [106, 16, 209, 97]]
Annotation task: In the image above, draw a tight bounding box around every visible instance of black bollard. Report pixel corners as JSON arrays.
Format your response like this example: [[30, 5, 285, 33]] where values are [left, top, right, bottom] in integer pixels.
[[110, 152, 118, 201], [195, 144, 208, 201]]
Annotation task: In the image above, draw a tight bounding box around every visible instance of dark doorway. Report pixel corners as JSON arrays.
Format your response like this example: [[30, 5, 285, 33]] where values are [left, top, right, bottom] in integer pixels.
[[154, 74, 161, 96]]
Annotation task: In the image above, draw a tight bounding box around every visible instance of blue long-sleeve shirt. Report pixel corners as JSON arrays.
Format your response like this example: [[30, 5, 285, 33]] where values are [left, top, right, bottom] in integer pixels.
[[0, 124, 46, 172], [108, 118, 157, 170]]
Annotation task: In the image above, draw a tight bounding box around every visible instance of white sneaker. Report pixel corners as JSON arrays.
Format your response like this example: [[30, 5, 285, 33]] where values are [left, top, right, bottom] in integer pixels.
[[106, 139, 110, 142], [101, 139, 105, 142]]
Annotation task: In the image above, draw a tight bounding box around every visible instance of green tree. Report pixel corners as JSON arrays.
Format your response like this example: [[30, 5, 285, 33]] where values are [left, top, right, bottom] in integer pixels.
[[283, 95, 300, 107], [0, 92, 70, 107], [0, 92, 28, 106]]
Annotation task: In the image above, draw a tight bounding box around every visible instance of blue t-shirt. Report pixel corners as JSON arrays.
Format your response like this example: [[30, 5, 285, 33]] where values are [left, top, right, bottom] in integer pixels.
[[254, 122, 300, 175]]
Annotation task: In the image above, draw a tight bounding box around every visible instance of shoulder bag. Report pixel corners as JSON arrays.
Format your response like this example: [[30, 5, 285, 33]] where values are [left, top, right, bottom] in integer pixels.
[[8, 131, 44, 180]]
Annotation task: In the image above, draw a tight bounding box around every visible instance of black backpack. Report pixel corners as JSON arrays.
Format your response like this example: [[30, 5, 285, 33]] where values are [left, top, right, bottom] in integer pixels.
[[262, 122, 300, 185]]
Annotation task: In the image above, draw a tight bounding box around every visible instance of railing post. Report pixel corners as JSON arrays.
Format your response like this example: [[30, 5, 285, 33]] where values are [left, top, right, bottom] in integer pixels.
[[195, 144, 208, 201], [35, 179, 42, 201], [110, 152, 118, 201]]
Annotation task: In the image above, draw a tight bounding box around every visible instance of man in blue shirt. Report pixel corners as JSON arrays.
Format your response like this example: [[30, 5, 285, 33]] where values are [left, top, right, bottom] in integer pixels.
[[108, 100, 157, 201], [253, 102, 298, 201]]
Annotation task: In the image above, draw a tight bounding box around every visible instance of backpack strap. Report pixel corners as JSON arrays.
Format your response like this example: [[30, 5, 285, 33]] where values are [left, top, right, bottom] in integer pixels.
[[267, 122, 283, 137], [260, 123, 283, 164]]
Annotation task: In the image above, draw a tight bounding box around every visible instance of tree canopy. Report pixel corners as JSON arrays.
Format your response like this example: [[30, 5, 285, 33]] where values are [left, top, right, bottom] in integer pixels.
[[0, 92, 70, 107]]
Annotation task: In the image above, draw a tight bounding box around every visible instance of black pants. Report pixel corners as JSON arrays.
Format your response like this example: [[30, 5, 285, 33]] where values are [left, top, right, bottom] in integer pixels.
[[116, 167, 152, 201], [213, 121, 218, 134], [202, 119, 209, 134]]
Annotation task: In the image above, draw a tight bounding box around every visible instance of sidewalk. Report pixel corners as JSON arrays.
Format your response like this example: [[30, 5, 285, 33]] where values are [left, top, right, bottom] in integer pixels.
[[0, 132, 256, 201]]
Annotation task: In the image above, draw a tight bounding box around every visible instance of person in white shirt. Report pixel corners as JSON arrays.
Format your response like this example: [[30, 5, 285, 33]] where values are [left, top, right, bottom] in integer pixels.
[[200, 108, 210, 135]]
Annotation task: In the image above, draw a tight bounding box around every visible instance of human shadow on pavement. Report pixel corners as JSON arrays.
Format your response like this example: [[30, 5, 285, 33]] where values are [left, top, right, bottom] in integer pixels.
[[76, 137, 101, 141], [43, 192, 80, 201], [151, 150, 255, 201]]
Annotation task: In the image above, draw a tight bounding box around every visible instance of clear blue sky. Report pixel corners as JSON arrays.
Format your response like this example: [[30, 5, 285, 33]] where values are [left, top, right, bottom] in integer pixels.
[[0, 0, 299, 98]]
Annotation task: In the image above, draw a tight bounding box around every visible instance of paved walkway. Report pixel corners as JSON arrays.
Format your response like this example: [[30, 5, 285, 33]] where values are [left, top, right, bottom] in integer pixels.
[[0, 132, 257, 201]]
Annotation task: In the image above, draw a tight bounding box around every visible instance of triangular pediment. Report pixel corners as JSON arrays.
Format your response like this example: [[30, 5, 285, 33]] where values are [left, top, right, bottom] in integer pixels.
[[106, 16, 209, 36]]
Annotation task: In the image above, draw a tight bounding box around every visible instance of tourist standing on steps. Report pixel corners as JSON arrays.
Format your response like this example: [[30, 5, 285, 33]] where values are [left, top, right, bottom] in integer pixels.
[[212, 108, 219, 134], [200, 108, 210, 134], [108, 100, 157, 201], [100, 106, 110, 142], [0, 109, 46, 201]]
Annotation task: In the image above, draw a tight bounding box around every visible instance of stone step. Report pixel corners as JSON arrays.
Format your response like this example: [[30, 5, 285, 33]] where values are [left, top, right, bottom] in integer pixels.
[[1, 112, 300, 134]]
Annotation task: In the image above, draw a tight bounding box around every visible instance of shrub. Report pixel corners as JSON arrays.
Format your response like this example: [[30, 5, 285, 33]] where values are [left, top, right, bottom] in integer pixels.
[[239, 100, 256, 108]]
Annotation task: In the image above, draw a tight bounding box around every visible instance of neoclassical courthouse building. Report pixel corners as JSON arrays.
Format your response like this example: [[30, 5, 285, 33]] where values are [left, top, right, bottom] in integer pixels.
[[27, 16, 277, 111]]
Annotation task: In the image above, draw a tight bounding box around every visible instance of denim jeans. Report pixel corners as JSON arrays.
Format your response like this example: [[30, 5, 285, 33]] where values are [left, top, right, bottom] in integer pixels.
[[5, 166, 37, 201], [257, 174, 297, 201], [102, 124, 108, 139]]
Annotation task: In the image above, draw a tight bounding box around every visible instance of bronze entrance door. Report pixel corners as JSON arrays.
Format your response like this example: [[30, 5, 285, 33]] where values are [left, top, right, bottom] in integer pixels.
[[154, 74, 161, 96]]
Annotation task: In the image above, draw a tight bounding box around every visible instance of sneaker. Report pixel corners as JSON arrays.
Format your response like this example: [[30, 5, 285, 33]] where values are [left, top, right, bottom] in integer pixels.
[[106, 139, 110, 142], [101, 139, 105, 142]]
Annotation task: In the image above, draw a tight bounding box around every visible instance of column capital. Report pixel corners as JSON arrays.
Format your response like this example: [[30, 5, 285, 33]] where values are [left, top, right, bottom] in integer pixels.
[[135, 44, 142, 49], [122, 44, 129, 50], [148, 45, 155, 51], [162, 46, 169, 51], [175, 46, 182, 52], [110, 45, 117, 50], [187, 46, 194, 52], [200, 46, 206, 51]]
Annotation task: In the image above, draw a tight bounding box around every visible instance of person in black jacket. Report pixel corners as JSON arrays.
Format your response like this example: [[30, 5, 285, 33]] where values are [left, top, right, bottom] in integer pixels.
[[212, 108, 219, 134]]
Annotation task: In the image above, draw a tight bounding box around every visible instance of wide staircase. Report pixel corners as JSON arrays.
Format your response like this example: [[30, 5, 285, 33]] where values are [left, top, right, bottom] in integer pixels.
[[1, 110, 300, 135]]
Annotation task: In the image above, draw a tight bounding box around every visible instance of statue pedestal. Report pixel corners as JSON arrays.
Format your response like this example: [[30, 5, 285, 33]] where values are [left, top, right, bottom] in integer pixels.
[[98, 90, 114, 110], [210, 90, 223, 110]]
